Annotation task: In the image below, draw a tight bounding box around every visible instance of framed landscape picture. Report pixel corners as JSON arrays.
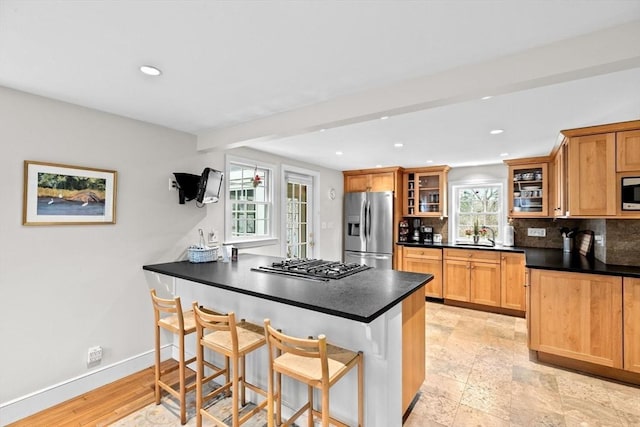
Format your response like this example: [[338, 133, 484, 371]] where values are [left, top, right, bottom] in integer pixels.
[[23, 161, 117, 225]]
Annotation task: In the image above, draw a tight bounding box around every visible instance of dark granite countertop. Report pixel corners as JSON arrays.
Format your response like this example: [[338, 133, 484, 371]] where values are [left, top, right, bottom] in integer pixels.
[[397, 242, 640, 278], [143, 254, 432, 323]]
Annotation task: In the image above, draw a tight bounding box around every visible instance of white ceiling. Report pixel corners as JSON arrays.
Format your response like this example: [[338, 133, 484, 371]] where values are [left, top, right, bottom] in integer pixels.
[[1, 0, 639, 170]]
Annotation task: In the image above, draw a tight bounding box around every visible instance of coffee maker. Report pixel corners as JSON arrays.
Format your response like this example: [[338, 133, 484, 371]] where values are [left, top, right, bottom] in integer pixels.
[[421, 226, 434, 244], [410, 219, 421, 242]]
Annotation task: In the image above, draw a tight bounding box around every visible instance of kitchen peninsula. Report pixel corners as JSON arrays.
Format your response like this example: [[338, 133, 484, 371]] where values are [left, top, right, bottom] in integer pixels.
[[143, 254, 431, 426]]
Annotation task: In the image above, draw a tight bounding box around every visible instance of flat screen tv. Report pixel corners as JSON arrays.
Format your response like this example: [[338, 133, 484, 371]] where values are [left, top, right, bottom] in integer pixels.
[[173, 168, 223, 205]]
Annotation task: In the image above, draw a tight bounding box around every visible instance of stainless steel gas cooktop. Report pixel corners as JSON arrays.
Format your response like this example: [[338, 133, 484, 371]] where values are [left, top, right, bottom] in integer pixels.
[[251, 258, 371, 281]]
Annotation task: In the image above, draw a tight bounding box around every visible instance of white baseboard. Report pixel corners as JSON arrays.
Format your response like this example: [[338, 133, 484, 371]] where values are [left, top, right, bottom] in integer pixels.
[[0, 346, 172, 425]]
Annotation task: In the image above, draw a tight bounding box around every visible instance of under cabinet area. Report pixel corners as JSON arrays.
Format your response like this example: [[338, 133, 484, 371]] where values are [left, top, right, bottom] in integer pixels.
[[529, 269, 623, 368], [401, 247, 443, 298], [443, 249, 501, 307]]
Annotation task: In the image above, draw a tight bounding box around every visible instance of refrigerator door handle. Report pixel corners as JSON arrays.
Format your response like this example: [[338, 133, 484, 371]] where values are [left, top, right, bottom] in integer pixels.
[[361, 198, 368, 246], [366, 200, 372, 242]]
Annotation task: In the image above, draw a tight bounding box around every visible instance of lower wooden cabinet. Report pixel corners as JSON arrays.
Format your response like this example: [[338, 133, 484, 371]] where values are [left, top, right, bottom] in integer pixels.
[[402, 247, 443, 298], [529, 269, 623, 368], [443, 249, 501, 307], [402, 286, 425, 412], [500, 253, 526, 311], [624, 277, 640, 373]]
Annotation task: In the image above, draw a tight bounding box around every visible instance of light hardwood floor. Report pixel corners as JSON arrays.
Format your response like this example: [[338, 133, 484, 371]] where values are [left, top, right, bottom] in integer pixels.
[[8, 360, 188, 427]]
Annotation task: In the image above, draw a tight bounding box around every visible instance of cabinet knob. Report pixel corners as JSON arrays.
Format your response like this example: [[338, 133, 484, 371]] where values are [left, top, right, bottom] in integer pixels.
[[420, 251, 424, 255]]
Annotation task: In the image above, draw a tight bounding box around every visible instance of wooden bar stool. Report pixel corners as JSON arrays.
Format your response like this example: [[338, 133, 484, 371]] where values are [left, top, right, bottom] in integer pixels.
[[149, 289, 204, 424], [263, 319, 364, 427], [192, 302, 269, 427]]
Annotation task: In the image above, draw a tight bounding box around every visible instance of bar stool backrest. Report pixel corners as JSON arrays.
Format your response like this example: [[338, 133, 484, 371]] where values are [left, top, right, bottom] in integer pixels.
[[264, 319, 330, 384], [192, 304, 239, 351], [150, 289, 185, 332]]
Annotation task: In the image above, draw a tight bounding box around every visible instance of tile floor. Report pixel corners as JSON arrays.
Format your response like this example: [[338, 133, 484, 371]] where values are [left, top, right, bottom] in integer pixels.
[[403, 301, 640, 427]]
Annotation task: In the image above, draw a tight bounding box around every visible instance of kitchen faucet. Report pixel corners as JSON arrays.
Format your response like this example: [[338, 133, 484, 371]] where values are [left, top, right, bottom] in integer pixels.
[[483, 226, 496, 247]]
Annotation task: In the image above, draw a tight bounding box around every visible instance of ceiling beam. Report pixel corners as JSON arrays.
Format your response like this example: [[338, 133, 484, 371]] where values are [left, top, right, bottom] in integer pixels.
[[197, 20, 640, 152]]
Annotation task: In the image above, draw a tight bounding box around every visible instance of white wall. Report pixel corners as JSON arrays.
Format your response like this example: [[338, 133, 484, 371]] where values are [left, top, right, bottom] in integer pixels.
[[0, 86, 344, 421], [194, 146, 344, 261]]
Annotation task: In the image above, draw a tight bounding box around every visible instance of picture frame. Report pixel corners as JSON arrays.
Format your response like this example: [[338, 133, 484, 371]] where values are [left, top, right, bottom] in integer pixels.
[[23, 160, 117, 225]]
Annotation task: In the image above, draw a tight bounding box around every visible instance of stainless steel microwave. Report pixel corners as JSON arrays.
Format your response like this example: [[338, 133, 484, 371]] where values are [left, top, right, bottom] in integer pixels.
[[622, 177, 640, 210]]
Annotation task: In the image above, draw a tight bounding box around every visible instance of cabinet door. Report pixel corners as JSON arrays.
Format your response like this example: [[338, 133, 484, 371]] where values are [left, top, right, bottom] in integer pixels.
[[617, 130, 640, 172], [443, 259, 470, 301], [469, 262, 501, 307], [370, 172, 395, 192], [508, 162, 548, 217], [552, 142, 567, 218], [344, 174, 370, 193], [501, 253, 525, 311], [529, 269, 623, 368], [624, 277, 640, 373], [403, 257, 443, 298], [567, 133, 617, 216]]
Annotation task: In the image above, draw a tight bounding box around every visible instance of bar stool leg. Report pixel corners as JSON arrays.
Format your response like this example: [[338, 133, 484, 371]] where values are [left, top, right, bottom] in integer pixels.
[[307, 385, 314, 427], [232, 355, 240, 427], [321, 386, 329, 427], [179, 331, 187, 424], [276, 371, 282, 426], [240, 354, 246, 406], [195, 336, 204, 427], [154, 324, 161, 405]]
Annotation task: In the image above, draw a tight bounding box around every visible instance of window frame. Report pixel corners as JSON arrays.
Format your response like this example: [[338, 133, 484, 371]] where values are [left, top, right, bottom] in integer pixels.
[[224, 155, 278, 247], [450, 181, 505, 245]]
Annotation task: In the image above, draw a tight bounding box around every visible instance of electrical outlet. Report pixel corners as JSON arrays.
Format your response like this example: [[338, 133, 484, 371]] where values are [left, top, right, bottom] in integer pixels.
[[169, 178, 176, 191], [527, 228, 546, 237], [595, 234, 604, 246], [87, 346, 102, 364]]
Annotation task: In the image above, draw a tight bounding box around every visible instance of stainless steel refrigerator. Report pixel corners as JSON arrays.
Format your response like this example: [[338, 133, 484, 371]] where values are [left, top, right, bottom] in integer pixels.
[[344, 191, 393, 270]]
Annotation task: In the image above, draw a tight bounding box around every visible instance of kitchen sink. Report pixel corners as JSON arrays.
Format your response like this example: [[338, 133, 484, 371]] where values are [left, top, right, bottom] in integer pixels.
[[454, 242, 497, 248]]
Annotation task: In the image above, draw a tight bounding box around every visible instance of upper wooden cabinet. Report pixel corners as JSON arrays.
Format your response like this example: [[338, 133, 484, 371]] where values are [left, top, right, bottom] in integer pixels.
[[343, 167, 399, 193], [504, 158, 549, 218], [402, 166, 450, 217], [617, 129, 640, 172], [567, 132, 617, 216], [551, 141, 567, 218]]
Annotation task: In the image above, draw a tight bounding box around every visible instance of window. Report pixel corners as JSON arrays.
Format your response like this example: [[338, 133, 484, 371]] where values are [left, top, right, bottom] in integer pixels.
[[452, 183, 503, 243], [225, 158, 275, 243]]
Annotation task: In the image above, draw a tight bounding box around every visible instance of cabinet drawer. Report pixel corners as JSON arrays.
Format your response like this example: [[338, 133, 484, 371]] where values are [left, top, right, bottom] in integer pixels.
[[443, 248, 500, 263], [404, 247, 442, 260]]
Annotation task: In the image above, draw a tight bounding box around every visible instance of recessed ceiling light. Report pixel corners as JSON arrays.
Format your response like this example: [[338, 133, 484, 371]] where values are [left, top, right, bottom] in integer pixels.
[[380, 116, 389, 120], [140, 65, 162, 76], [490, 129, 504, 135], [319, 128, 326, 132], [336, 151, 343, 156], [376, 164, 382, 168], [481, 96, 492, 100], [500, 152, 509, 157], [426, 160, 434, 164], [394, 143, 404, 148]]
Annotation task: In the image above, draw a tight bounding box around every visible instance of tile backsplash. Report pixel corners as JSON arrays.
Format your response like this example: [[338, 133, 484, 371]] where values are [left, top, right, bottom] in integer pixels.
[[511, 218, 639, 267]]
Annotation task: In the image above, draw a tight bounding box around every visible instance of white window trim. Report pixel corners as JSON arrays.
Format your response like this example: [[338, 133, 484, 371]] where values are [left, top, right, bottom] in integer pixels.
[[281, 164, 320, 258], [449, 180, 505, 245], [224, 155, 279, 247]]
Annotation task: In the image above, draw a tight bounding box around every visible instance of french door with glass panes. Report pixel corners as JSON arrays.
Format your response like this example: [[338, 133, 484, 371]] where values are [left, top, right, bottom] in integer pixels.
[[284, 172, 314, 259]]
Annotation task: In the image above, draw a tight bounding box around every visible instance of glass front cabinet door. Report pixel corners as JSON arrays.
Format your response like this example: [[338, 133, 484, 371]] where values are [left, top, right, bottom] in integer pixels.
[[403, 166, 450, 217], [505, 159, 549, 217]]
